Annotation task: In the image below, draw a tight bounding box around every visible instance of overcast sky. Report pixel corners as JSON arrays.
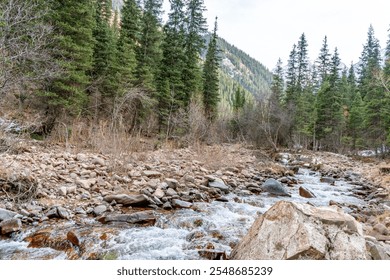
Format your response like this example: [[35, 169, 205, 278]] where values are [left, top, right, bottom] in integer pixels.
[[163, 0, 390, 71]]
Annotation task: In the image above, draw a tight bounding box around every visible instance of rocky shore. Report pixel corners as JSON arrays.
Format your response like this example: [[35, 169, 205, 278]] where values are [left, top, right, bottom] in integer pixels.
[[0, 141, 389, 259]]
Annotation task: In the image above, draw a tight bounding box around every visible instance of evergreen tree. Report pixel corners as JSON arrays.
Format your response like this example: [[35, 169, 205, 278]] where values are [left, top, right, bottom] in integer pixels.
[[182, 0, 208, 104], [46, 0, 95, 114], [117, 0, 141, 86], [91, 0, 118, 97], [202, 17, 220, 120], [270, 58, 284, 103], [296, 33, 309, 92], [136, 0, 163, 90], [157, 0, 186, 128], [285, 44, 298, 106], [316, 36, 331, 84]]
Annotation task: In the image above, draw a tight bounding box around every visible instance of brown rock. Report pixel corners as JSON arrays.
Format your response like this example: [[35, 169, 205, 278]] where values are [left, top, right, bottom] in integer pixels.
[[67, 231, 80, 247], [0, 218, 22, 235], [230, 201, 367, 260], [299, 186, 316, 198]]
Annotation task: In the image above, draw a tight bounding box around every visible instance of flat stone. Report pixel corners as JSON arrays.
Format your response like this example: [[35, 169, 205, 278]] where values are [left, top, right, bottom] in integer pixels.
[[172, 199, 193, 209], [93, 205, 107, 216], [98, 211, 156, 225], [0, 208, 18, 221], [142, 171, 162, 178], [103, 194, 149, 207], [0, 218, 22, 235], [299, 186, 316, 198]]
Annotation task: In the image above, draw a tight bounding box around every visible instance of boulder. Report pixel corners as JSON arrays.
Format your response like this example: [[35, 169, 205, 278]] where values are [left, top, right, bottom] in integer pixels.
[[208, 179, 230, 193], [98, 211, 156, 225], [299, 186, 316, 198], [93, 205, 107, 216], [0, 208, 18, 221], [230, 201, 367, 260], [261, 179, 290, 197], [103, 194, 149, 207], [0, 218, 22, 235]]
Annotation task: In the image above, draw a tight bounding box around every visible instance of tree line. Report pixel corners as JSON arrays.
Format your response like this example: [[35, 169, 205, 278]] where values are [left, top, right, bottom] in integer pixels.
[[269, 26, 390, 154], [0, 0, 220, 137]]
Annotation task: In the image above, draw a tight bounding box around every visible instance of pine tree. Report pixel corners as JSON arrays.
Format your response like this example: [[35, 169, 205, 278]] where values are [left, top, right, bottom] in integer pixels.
[[46, 0, 95, 114], [182, 0, 208, 104], [117, 0, 141, 86], [285, 44, 298, 106], [296, 33, 309, 92], [316, 36, 331, 84], [157, 0, 187, 128], [202, 17, 220, 120], [271, 58, 284, 103], [136, 0, 163, 90]]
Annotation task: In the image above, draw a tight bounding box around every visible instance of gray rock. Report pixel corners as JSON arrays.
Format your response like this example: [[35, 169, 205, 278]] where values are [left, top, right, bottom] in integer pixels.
[[208, 180, 230, 193], [162, 202, 173, 210], [59, 186, 67, 196], [92, 157, 105, 166], [366, 240, 390, 260], [0, 208, 18, 221], [172, 199, 193, 209], [0, 218, 22, 235], [142, 170, 162, 178], [98, 211, 156, 224], [57, 207, 71, 219], [166, 188, 178, 197], [93, 205, 107, 216], [320, 177, 336, 185], [261, 179, 291, 197], [103, 194, 149, 207], [153, 188, 165, 199]]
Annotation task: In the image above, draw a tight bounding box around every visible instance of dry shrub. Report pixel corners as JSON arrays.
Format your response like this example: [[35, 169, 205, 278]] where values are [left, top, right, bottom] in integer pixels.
[[0, 172, 38, 203]]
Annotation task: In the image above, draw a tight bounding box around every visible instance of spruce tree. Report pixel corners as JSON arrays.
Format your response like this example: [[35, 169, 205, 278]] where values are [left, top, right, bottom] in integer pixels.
[[202, 17, 220, 120], [285, 44, 298, 107], [271, 58, 284, 103], [117, 0, 141, 86], [46, 0, 95, 114], [316, 36, 331, 84], [183, 0, 208, 105], [136, 0, 163, 90], [296, 33, 309, 92], [157, 0, 186, 128]]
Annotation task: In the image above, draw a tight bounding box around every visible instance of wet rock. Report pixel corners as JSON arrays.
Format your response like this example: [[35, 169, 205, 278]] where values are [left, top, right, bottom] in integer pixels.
[[0, 208, 18, 221], [198, 250, 228, 260], [215, 196, 229, 202], [208, 180, 229, 193], [103, 194, 149, 207], [299, 186, 316, 198], [172, 199, 192, 209], [231, 201, 367, 260], [93, 205, 107, 216], [142, 171, 162, 178], [0, 218, 22, 235], [98, 211, 156, 225], [261, 179, 290, 197], [320, 177, 336, 185], [67, 231, 80, 247]]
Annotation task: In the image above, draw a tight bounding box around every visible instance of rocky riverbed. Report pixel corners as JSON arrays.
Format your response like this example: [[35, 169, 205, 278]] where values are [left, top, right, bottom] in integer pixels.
[[0, 141, 389, 259]]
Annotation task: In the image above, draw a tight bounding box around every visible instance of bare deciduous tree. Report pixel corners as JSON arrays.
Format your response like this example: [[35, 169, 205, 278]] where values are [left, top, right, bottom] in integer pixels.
[[0, 0, 58, 104]]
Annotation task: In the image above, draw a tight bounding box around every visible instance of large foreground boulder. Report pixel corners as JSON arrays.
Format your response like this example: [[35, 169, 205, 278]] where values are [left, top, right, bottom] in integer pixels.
[[230, 201, 367, 260]]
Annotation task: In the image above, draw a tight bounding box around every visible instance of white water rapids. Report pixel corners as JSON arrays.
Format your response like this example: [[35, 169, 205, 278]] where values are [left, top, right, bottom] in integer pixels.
[[0, 169, 367, 260]]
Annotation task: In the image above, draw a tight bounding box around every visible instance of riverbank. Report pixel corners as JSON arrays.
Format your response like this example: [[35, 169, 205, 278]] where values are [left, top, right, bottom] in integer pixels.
[[0, 140, 389, 259]]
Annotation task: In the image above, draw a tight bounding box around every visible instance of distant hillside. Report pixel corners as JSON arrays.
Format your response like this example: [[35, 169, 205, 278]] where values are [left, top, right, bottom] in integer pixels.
[[214, 36, 272, 102]]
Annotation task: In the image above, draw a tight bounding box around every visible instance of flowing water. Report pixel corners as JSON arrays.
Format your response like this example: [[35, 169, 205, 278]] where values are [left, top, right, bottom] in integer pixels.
[[0, 168, 367, 260]]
